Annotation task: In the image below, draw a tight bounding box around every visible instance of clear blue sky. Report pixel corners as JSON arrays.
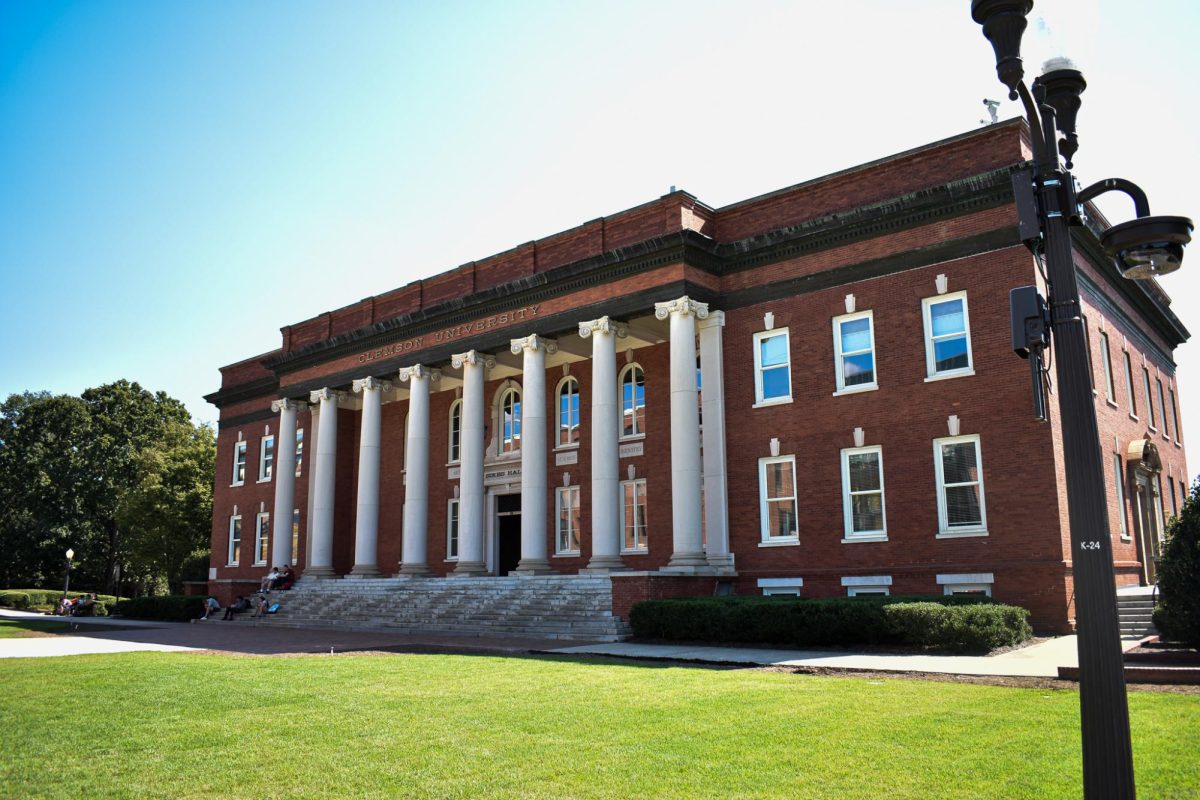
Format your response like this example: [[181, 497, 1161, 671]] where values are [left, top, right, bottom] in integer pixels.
[[2, 0, 1197, 470]]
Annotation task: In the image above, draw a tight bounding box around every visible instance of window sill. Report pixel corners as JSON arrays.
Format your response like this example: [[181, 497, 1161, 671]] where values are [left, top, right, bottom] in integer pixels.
[[1128, 413, 1139, 422], [758, 538, 799, 547], [1175, 440, 1183, 448], [230, 483, 244, 488], [553, 552, 581, 558], [1105, 399, 1119, 409], [619, 433, 646, 443], [832, 384, 878, 397], [554, 443, 581, 452], [620, 548, 649, 556], [752, 396, 793, 409], [226, 563, 239, 568], [842, 534, 888, 544], [253, 561, 267, 567], [1120, 536, 1132, 543], [256, 478, 272, 484], [924, 369, 975, 383], [936, 529, 989, 539], [444, 558, 459, 563]]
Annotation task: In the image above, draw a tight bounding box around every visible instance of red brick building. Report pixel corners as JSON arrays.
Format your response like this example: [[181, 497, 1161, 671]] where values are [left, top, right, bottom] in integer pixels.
[[205, 120, 1189, 633]]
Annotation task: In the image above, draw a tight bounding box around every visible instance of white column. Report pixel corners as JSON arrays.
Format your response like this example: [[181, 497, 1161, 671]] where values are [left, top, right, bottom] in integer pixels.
[[307, 387, 345, 577], [699, 311, 733, 571], [349, 377, 390, 577], [304, 402, 319, 568], [512, 334, 557, 574], [269, 397, 305, 569], [398, 365, 438, 576], [451, 350, 494, 575], [656, 296, 709, 569], [580, 316, 628, 571]]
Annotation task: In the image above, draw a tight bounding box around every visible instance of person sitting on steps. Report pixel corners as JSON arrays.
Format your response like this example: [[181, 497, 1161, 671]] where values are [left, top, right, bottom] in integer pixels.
[[222, 596, 251, 620]]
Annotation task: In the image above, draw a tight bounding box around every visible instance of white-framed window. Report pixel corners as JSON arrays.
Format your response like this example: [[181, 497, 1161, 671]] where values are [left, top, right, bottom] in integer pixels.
[[620, 363, 645, 438], [832, 310, 877, 393], [258, 435, 275, 482], [498, 386, 522, 455], [1156, 378, 1170, 439], [557, 376, 581, 447], [1169, 388, 1181, 443], [758, 455, 799, 544], [1143, 367, 1157, 430], [254, 512, 270, 565], [841, 445, 886, 541], [757, 577, 803, 597], [1113, 452, 1129, 540], [922, 292, 973, 379], [1098, 332, 1116, 403], [752, 328, 792, 406], [934, 434, 987, 536], [232, 441, 247, 486], [295, 429, 304, 477], [446, 499, 460, 560], [1123, 351, 1138, 416], [621, 479, 648, 552], [291, 509, 300, 565], [448, 399, 462, 463], [1168, 476, 1178, 519], [556, 486, 581, 555], [842, 576, 891, 596], [227, 515, 242, 566], [937, 573, 993, 597]]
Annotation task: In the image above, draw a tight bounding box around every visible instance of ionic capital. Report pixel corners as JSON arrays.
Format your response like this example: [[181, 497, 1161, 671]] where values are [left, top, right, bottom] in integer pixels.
[[309, 388, 347, 406], [352, 376, 392, 394], [697, 309, 726, 330], [578, 316, 629, 339], [397, 365, 441, 384], [451, 350, 497, 370], [510, 334, 559, 355], [270, 397, 308, 414], [654, 295, 709, 321]]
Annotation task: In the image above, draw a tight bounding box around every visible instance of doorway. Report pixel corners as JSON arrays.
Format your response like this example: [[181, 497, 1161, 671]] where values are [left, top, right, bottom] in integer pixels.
[[496, 493, 522, 576], [1134, 472, 1162, 585]]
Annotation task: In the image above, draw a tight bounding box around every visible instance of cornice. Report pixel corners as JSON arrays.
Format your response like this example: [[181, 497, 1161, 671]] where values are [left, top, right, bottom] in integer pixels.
[[204, 376, 279, 410]]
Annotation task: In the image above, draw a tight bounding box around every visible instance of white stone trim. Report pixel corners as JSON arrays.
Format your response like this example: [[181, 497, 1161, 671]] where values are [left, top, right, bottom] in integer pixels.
[[936, 573, 994, 585], [757, 577, 803, 597], [841, 575, 893, 587], [920, 290, 974, 380]]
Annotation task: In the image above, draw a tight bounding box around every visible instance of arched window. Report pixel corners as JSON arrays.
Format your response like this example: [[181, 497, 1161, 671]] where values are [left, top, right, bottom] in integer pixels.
[[499, 386, 521, 454], [620, 363, 645, 438], [557, 376, 580, 447], [448, 399, 462, 464]]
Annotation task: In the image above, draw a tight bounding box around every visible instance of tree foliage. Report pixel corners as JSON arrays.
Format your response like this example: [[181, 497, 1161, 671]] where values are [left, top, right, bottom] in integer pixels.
[[1154, 479, 1200, 646], [0, 382, 213, 596]]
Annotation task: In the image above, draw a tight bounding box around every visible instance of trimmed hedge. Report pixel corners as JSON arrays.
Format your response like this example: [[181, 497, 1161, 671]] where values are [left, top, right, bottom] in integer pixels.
[[628, 594, 1031, 654], [113, 595, 206, 622], [0, 589, 121, 615]]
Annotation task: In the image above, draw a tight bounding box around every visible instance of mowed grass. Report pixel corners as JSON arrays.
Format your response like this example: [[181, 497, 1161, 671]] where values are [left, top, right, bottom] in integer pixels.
[[0, 653, 1197, 799], [0, 618, 69, 638]]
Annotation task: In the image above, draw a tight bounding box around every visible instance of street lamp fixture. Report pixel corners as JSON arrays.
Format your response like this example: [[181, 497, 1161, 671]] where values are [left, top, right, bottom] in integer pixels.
[[63, 548, 75, 601], [972, 1, 1193, 798]]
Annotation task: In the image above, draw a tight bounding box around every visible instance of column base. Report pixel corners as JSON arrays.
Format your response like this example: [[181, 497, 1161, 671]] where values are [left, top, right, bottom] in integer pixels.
[[665, 551, 709, 569], [398, 563, 432, 576], [347, 565, 382, 578], [583, 555, 627, 572], [706, 553, 736, 573], [303, 566, 339, 579], [452, 560, 489, 576], [512, 559, 554, 575]]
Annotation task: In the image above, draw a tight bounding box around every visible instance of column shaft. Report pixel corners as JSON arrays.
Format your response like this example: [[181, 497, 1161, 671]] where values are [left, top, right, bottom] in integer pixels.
[[270, 398, 303, 568], [699, 312, 732, 571], [399, 366, 435, 575], [514, 336, 555, 573], [307, 388, 342, 577], [453, 351, 492, 575], [349, 378, 388, 577], [581, 318, 625, 571]]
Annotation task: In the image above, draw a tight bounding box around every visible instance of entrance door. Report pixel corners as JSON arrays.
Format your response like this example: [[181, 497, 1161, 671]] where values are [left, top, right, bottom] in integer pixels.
[[1134, 473, 1162, 585], [496, 494, 522, 576]]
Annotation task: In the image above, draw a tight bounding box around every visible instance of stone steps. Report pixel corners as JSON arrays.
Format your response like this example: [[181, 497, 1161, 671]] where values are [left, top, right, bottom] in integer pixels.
[[1116, 592, 1157, 638], [255, 575, 629, 641]]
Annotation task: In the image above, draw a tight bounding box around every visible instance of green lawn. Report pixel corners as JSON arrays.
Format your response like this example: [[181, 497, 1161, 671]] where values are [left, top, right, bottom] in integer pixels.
[[0, 652, 1196, 799], [0, 618, 69, 638]]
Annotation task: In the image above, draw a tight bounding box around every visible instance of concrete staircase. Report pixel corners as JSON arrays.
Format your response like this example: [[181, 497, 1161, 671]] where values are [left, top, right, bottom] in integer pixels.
[[1116, 587, 1157, 639], [254, 575, 630, 641]]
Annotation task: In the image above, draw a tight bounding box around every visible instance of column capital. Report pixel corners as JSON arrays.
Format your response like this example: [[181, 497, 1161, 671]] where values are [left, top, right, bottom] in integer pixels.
[[271, 397, 308, 413], [697, 309, 726, 329], [578, 316, 628, 339], [397, 364, 441, 383], [510, 334, 559, 355], [309, 388, 348, 405], [451, 350, 496, 370], [352, 376, 392, 394], [654, 295, 709, 321]]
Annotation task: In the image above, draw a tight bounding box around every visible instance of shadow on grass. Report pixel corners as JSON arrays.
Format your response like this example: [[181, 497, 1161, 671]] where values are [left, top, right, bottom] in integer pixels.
[[0, 618, 72, 638]]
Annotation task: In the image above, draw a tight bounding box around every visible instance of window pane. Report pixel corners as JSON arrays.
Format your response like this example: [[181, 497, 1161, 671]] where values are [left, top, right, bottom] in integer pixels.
[[941, 442, 979, 484], [930, 299, 965, 337], [945, 485, 982, 526], [842, 352, 875, 386], [760, 334, 788, 367], [761, 366, 790, 399], [766, 462, 794, 500], [840, 318, 871, 352], [848, 452, 880, 492], [851, 493, 883, 532], [933, 336, 970, 372], [767, 500, 796, 538]]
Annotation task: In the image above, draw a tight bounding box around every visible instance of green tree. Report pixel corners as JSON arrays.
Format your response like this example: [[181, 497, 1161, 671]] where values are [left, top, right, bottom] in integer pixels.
[[117, 423, 216, 593], [1154, 479, 1200, 646]]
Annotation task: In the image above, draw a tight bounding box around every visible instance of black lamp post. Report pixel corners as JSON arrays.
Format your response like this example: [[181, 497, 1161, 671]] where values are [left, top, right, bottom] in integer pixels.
[[971, 2, 1193, 798], [62, 548, 74, 601]]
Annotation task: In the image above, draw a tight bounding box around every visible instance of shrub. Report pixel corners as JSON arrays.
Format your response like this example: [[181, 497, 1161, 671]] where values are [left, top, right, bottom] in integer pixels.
[[113, 595, 206, 622], [1155, 480, 1200, 646], [0, 591, 32, 609], [629, 594, 1029, 654]]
